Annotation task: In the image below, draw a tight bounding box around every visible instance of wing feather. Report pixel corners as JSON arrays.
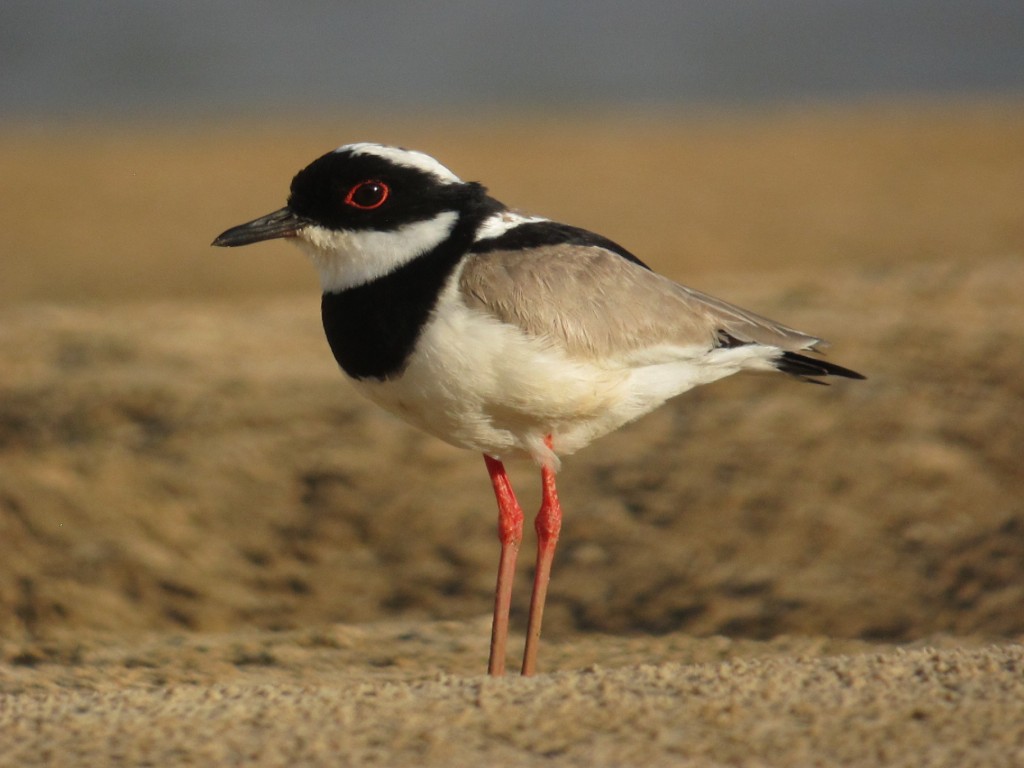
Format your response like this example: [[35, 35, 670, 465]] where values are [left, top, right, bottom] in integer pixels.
[[458, 244, 825, 361]]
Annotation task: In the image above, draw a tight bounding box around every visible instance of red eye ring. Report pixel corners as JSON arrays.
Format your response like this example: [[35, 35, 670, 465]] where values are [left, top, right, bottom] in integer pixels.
[[344, 179, 390, 210]]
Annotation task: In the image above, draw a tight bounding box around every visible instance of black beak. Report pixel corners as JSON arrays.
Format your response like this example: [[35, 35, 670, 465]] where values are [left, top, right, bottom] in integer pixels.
[[212, 207, 308, 247]]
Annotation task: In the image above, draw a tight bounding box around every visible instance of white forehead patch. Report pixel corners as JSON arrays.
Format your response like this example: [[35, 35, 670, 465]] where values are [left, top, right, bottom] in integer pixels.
[[339, 143, 462, 184]]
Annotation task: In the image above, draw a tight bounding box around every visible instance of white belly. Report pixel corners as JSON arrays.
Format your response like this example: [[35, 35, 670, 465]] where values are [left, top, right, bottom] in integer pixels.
[[346, 283, 762, 469]]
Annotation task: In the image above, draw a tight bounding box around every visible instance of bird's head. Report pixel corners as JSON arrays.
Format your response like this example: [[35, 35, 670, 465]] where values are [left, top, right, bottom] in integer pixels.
[[212, 143, 497, 292]]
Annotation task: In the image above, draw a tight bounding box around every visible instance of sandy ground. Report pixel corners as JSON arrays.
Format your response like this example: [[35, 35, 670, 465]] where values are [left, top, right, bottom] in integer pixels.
[[1, 103, 1023, 765]]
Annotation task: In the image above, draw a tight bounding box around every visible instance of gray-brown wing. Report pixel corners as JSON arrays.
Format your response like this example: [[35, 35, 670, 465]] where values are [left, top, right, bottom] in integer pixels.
[[458, 244, 825, 360]]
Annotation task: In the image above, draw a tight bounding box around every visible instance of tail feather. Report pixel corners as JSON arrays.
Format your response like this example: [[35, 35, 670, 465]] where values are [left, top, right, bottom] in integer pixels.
[[776, 351, 866, 384]]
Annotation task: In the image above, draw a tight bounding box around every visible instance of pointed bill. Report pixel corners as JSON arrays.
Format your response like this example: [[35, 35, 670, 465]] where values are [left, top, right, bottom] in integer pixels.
[[212, 207, 309, 247]]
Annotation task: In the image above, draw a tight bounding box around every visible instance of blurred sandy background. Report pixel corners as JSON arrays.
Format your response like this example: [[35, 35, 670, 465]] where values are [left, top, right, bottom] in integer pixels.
[[3, 3, 1024, 766]]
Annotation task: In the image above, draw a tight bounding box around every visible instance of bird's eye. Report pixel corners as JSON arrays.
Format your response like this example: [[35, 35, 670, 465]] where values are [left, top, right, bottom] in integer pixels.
[[344, 180, 390, 210]]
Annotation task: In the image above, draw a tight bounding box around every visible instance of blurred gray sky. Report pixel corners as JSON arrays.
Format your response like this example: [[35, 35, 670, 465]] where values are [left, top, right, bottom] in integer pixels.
[[2, 0, 1023, 118]]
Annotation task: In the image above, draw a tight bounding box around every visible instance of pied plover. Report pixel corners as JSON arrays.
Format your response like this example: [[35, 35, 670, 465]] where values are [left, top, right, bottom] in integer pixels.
[[213, 142, 864, 676]]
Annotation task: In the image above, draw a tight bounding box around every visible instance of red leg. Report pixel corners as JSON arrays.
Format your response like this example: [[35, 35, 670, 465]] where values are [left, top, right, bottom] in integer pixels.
[[483, 454, 524, 677], [521, 438, 562, 676]]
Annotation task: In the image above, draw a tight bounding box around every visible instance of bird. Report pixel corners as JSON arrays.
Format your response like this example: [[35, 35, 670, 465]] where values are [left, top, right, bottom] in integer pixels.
[[212, 142, 864, 677]]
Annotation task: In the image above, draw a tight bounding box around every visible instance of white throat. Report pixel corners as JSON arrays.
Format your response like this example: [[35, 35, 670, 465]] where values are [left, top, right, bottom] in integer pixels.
[[295, 211, 459, 293]]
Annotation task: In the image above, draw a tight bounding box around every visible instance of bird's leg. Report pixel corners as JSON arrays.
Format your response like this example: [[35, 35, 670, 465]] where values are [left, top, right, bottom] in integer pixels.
[[483, 454, 524, 677], [521, 438, 562, 676]]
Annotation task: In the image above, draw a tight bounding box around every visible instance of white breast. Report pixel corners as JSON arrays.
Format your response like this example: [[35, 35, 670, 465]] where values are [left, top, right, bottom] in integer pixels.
[[346, 266, 773, 469]]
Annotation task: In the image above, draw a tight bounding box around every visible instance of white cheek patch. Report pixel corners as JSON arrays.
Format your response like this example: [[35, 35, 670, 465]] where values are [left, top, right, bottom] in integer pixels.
[[296, 211, 459, 293]]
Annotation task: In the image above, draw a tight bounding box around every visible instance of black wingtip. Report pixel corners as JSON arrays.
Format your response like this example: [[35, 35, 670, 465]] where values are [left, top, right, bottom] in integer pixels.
[[776, 351, 866, 383]]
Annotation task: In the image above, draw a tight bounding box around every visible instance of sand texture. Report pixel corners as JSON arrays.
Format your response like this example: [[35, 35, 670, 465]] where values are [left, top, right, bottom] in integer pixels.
[[1, 104, 1023, 766]]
